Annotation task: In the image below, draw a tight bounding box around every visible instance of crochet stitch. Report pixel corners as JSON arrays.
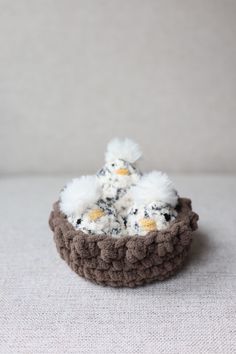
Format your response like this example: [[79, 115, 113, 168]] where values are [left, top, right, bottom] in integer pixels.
[[49, 198, 198, 287], [97, 158, 141, 201], [97, 138, 142, 202], [127, 202, 177, 236], [68, 199, 125, 237], [60, 176, 125, 236]]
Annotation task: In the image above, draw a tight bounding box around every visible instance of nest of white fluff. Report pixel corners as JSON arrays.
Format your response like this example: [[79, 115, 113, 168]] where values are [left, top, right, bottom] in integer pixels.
[[59, 138, 179, 237]]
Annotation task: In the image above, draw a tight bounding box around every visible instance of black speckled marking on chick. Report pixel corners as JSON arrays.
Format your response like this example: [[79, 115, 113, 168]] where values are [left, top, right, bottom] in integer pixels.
[[163, 213, 171, 221], [97, 199, 115, 215]]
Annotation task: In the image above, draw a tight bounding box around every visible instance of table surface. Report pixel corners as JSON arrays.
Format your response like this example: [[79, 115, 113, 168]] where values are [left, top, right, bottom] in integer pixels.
[[0, 175, 235, 354]]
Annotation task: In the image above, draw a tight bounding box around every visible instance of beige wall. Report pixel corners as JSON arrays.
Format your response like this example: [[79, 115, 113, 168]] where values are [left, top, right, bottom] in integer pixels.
[[0, 0, 236, 175]]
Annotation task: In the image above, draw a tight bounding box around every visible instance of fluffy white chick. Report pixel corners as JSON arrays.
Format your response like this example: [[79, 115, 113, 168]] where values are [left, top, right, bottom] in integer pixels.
[[97, 138, 142, 204], [59, 175, 124, 236], [59, 175, 101, 217], [126, 171, 178, 236]]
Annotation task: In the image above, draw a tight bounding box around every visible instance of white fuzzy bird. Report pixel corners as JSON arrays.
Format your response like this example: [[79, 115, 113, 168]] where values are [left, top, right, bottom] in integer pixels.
[[126, 171, 178, 236], [59, 175, 124, 236], [97, 138, 142, 217]]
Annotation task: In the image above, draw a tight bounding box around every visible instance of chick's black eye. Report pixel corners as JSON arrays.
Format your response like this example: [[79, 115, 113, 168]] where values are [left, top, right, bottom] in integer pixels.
[[111, 163, 115, 167], [164, 213, 171, 221], [76, 219, 82, 225]]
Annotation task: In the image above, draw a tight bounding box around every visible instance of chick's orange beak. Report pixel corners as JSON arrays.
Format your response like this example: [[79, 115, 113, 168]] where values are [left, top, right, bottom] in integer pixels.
[[114, 168, 130, 176], [88, 209, 105, 221], [139, 218, 157, 231]]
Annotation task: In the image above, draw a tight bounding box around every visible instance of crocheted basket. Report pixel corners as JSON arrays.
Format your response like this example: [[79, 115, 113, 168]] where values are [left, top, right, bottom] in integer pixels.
[[49, 198, 198, 287]]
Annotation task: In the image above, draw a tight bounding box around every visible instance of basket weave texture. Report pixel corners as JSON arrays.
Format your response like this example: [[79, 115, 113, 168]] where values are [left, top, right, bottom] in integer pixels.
[[49, 198, 198, 287]]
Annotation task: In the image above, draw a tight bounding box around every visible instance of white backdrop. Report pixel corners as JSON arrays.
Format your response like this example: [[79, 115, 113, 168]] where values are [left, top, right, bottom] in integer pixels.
[[0, 0, 236, 174]]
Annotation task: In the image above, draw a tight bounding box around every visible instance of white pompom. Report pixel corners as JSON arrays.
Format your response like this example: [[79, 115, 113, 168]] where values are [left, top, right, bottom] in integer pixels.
[[59, 175, 101, 216], [130, 171, 178, 207], [105, 138, 142, 164]]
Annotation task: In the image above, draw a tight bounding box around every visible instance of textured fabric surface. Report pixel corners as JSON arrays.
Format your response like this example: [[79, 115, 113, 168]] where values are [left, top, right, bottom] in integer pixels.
[[0, 175, 236, 353], [49, 198, 198, 287]]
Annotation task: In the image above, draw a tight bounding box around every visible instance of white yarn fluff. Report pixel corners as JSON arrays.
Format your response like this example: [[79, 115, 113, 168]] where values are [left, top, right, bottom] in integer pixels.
[[105, 138, 142, 164], [130, 171, 178, 207], [60, 175, 101, 216]]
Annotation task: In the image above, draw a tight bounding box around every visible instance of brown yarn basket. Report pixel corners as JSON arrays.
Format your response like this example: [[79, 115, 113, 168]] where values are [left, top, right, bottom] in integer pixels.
[[49, 198, 198, 287]]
